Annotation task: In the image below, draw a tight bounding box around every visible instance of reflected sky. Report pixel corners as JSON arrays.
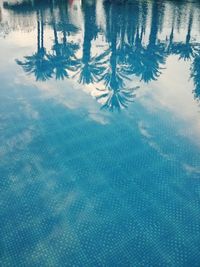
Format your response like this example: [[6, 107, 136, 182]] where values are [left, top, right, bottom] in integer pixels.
[[0, 1, 200, 266]]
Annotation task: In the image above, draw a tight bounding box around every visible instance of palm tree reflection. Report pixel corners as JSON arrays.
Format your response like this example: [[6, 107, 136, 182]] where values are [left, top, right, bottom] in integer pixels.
[[129, 1, 166, 83], [171, 11, 195, 61], [16, 10, 53, 81], [73, 1, 107, 85], [191, 48, 200, 100], [4, 0, 200, 109], [94, 2, 138, 111], [48, 4, 79, 80]]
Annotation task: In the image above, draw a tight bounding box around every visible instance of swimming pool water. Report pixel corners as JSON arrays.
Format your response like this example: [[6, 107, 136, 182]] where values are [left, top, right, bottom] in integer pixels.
[[0, 0, 200, 266]]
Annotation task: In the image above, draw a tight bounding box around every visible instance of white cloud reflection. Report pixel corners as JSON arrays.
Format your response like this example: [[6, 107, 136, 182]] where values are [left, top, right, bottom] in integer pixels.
[[138, 55, 200, 147]]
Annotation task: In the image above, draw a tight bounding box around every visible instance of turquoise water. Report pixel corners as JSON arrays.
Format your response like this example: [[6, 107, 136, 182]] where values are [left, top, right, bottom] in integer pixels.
[[0, 0, 200, 266]]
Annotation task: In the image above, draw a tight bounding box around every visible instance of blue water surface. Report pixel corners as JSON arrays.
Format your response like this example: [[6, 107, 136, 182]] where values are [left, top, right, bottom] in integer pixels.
[[0, 0, 200, 266]]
